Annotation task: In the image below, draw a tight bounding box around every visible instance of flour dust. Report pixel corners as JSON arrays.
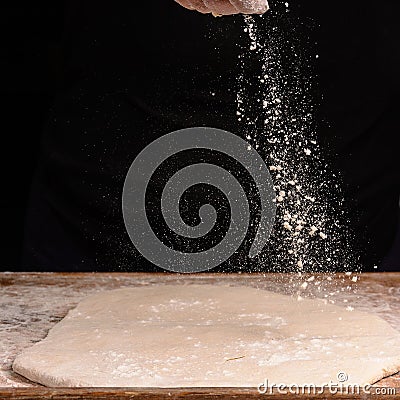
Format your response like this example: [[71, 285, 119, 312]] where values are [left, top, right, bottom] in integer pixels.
[[236, 4, 361, 284]]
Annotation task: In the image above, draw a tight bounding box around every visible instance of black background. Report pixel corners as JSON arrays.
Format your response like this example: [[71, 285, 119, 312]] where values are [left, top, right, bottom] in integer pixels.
[[1, 4, 64, 269], [1, 1, 399, 272]]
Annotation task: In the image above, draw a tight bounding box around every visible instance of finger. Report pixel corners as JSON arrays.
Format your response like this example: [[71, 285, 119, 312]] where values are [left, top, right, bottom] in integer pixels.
[[203, 0, 238, 15], [174, 0, 195, 10], [186, 0, 210, 13], [229, 0, 269, 14]]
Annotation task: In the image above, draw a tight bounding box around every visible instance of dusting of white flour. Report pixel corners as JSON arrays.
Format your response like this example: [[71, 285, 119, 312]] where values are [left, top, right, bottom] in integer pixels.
[[236, 3, 361, 284]]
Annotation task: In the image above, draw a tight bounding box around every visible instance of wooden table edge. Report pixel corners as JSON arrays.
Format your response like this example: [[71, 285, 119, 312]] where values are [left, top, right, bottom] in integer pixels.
[[0, 386, 398, 399]]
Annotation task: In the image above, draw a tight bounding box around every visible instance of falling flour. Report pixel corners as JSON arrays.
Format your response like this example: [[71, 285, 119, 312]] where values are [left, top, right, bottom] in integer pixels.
[[236, 3, 361, 281]]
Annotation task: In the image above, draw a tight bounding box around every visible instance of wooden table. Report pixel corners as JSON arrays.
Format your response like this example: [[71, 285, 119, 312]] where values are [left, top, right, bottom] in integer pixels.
[[1, 272, 399, 399]]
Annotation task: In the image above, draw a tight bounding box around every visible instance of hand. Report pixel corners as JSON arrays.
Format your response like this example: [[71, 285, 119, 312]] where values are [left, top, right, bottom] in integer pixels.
[[174, 0, 269, 16]]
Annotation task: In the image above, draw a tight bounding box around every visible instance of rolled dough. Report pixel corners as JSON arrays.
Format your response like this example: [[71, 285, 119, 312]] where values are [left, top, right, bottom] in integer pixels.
[[13, 285, 400, 388]]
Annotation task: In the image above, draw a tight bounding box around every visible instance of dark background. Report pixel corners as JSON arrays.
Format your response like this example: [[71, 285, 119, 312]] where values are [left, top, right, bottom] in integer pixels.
[[1, 2, 399, 272], [1, 4, 64, 269]]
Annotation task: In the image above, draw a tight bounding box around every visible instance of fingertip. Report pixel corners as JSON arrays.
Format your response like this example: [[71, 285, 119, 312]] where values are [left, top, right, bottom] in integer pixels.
[[230, 0, 270, 15]]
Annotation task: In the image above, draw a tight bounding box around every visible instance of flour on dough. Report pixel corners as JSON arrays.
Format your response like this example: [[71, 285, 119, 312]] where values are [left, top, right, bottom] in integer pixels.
[[13, 285, 400, 387]]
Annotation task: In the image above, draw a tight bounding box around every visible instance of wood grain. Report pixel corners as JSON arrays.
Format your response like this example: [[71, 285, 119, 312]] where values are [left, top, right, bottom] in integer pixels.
[[1, 387, 399, 400], [1, 272, 399, 399]]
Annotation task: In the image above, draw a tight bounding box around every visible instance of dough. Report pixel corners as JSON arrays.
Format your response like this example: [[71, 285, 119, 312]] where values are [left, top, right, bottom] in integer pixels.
[[13, 285, 400, 388]]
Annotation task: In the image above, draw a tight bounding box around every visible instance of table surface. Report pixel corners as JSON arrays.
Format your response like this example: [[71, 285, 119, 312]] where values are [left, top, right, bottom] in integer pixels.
[[1, 272, 399, 399]]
